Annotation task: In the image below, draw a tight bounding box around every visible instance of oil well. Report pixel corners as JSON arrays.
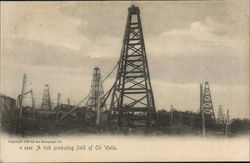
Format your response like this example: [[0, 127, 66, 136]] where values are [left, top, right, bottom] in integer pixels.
[[109, 5, 156, 128], [0, 5, 231, 136]]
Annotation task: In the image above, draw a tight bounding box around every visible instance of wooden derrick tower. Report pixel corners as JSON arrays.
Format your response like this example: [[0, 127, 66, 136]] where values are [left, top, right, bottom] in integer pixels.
[[41, 84, 52, 110], [86, 67, 106, 111], [202, 82, 216, 125], [110, 5, 156, 127], [217, 105, 225, 125]]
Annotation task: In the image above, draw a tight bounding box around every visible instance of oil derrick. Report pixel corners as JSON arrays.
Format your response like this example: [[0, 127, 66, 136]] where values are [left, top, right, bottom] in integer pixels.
[[217, 105, 225, 125], [202, 82, 216, 125], [17, 73, 27, 135], [19, 73, 27, 118], [110, 5, 156, 127], [200, 83, 205, 137], [67, 98, 70, 110], [86, 67, 106, 111], [56, 93, 61, 110], [41, 84, 52, 110], [17, 74, 36, 120], [224, 109, 230, 136]]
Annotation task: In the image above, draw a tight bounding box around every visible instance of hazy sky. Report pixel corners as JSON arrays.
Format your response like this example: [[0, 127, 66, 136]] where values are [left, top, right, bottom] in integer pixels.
[[1, 1, 249, 118]]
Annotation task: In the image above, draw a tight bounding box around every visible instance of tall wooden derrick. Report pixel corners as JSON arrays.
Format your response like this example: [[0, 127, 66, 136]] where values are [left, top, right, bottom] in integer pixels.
[[110, 5, 156, 127], [41, 84, 52, 110], [86, 67, 107, 111], [217, 105, 225, 125], [202, 82, 216, 126]]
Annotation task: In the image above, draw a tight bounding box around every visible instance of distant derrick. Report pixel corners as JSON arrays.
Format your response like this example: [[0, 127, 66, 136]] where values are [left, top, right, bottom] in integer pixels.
[[41, 84, 52, 110], [217, 105, 225, 124], [56, 93, 61, 109], [110, 5, 156, 127], [202, 82, 216, 124], [86, 67, 106, 111], [19, 73, 27, 118]]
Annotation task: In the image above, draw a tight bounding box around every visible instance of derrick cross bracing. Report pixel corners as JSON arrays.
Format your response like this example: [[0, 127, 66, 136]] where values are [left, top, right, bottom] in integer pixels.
[[217, 105, 225, 125], [110, 5, 156, 127], [86, 67, 107, 111], [202, 82, 216, 124], [41, 84, 52, 110]]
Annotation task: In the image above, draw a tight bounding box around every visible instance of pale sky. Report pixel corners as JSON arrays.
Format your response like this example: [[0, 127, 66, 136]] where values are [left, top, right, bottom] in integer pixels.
[[1, 1, 249, 119]]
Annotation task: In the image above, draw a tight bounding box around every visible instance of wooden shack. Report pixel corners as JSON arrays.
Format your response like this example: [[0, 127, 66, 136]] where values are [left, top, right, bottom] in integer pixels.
[[0, 94, 17, 129]]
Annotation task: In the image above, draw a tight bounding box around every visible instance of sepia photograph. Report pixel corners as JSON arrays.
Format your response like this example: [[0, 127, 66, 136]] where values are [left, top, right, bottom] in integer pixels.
[[0, 0, 249, 162]]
